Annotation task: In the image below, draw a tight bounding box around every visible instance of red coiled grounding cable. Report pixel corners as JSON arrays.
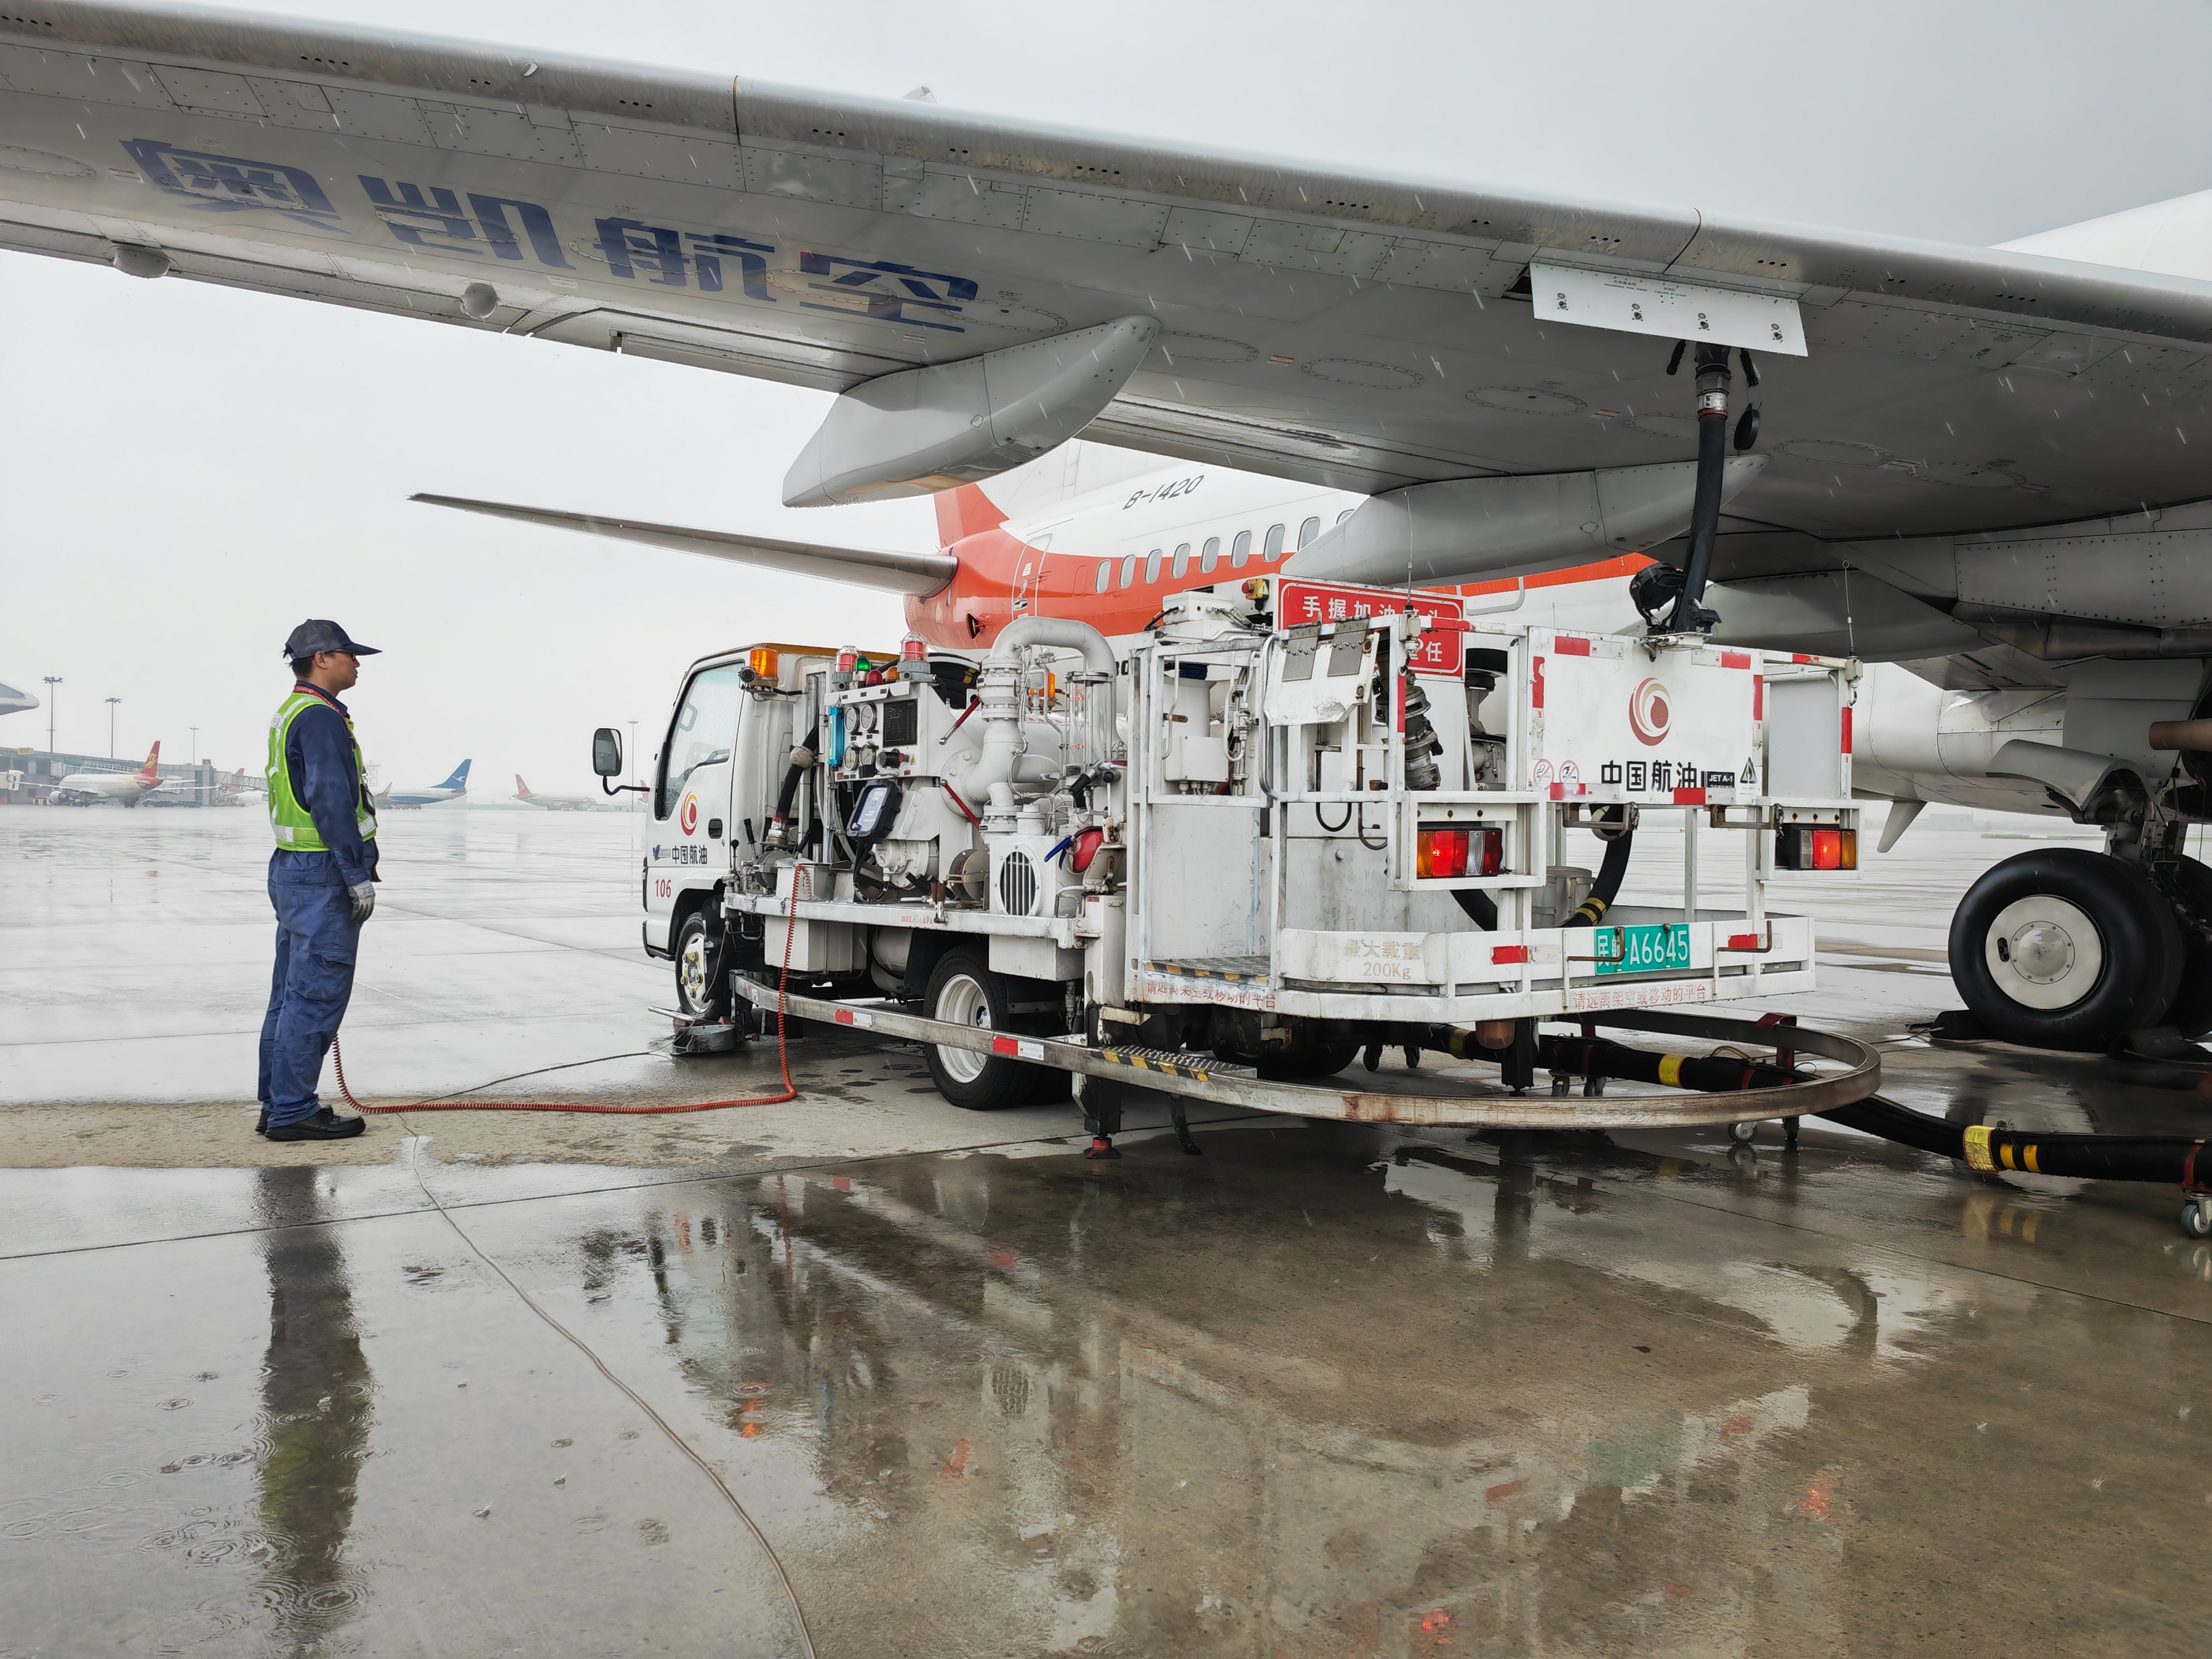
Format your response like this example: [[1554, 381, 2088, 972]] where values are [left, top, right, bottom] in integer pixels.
[[332, 872, 808, 1117]]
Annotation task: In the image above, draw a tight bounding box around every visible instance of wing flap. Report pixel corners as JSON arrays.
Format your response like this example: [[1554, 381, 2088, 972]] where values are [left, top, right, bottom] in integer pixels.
[[409, 494, 957, 596]]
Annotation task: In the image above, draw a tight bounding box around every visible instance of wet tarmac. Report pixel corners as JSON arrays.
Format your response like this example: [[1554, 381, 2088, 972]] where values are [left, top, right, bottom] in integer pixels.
[[5, 808, 2211, 1656]]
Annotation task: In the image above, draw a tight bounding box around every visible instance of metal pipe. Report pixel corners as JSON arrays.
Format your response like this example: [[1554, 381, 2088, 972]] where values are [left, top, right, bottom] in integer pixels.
[[2149, 718, 2212, 751]]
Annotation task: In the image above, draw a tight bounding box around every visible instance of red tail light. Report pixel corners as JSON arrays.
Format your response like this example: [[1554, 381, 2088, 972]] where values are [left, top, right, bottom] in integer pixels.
[[1776, 826, 1858, 871], [1417, 827, 1468, 879], [1417, 826, 1504, 879]]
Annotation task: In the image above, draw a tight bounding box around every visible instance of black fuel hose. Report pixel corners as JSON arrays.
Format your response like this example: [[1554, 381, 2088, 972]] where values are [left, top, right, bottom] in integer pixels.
[[1820, 1095, 2210, 1185], [1426, 1027, 1801, 1092], [1453, 890, 1498, 929], [1537, 1031, 1798, 1092], [1429, 1023, 2212, 1190], [1565, 827, 1635, 928], [773, 725, 817, 824]]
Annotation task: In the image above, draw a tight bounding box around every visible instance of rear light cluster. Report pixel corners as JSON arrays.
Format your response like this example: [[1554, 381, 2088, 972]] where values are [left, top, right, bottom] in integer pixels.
[[1416, 826, 1505, 879], [1775, 826, 1857, 871]]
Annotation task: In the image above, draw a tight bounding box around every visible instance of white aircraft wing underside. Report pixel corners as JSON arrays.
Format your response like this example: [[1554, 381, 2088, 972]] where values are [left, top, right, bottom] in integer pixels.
[[410, 494, 958, 595], [6, 3, 2212, 538]]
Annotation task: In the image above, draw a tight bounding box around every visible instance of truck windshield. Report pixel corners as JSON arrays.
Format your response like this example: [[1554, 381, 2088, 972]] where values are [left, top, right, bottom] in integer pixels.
[[656, 663, 745, 819]]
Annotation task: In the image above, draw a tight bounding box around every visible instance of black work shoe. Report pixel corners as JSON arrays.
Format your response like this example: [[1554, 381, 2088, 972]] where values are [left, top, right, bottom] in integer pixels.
[[265, 1109, 367, 1142], [255, 1108, 268, 1136]]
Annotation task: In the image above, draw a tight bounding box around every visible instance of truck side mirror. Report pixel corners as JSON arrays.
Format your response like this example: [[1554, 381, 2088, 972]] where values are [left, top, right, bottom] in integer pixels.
[[592, 727, 623, 777]]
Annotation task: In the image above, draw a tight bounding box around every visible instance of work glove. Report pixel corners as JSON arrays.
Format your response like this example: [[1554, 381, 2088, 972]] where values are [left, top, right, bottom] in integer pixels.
[[347, 881, 376, 923]]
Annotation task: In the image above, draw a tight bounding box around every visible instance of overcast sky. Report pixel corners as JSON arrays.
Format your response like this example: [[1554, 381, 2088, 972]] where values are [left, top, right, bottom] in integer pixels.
[[6, 0, 2210, 788]]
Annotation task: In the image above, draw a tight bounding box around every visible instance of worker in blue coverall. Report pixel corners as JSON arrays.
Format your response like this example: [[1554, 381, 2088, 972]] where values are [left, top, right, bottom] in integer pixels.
[[256, 620, 381, 1141]]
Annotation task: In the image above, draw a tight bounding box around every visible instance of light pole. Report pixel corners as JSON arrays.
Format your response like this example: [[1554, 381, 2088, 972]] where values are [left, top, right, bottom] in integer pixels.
[[188, 727, 201, 804], [104, 697, 119, 759], [627, 721, 640, 798], [42, 676, 59, 759]]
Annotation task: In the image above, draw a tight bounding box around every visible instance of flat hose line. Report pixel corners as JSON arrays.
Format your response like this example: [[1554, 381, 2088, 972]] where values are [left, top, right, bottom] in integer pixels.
[[331, 871, 812, 1118], [320, 873, 823, 1656], [1820, 1093, 2211, 1188], [1458, 1027, 2211, 1191], [384, 1125, 818, 1657]]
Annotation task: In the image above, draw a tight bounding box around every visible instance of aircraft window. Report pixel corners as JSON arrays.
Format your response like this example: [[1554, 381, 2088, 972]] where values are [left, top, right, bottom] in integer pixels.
[[1231, 530, 1252, 568], [1298, 516, 1321, 548], [1120, 555, 1137, 589], [1171, 542, 1191, 579], [1095, 561, 1110, 594], [656, 662, 745, 820], [1264, 523, 1286, 560], [1201, 536, 1220, 572], [1336, 508, 1354, 524], [1145, 548, 1162, 583]]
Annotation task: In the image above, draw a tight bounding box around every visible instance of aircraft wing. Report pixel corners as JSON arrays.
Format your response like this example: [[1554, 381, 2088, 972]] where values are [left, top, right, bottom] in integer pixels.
[[410, 494, 957, 594], [6, 3, 2212, 540]]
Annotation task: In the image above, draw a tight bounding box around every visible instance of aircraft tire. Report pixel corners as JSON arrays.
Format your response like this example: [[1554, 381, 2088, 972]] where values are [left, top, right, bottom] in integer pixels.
[[2151, 854, 2212, 1038], [1948, 849, 2183, 1051]]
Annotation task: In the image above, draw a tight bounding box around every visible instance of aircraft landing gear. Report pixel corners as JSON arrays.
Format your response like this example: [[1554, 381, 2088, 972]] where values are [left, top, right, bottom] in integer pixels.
[[1947, 848, 2184, 1050]]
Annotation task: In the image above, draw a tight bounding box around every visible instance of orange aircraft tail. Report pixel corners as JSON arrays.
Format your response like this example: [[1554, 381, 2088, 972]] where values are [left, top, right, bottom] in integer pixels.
[[515, 774, 534, 797], [139, 741, 160, 780], [933, 482, 1007, 548]]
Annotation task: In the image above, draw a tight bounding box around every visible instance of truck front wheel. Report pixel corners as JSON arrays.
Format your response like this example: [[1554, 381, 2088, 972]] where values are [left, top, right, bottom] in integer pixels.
[[923, 949, 1035, 1110], [673, 911, 722, 1020]]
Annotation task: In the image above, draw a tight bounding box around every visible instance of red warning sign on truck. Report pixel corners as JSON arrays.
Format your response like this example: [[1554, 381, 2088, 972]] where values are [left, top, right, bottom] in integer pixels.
[[1272, 581, 1465, 675]]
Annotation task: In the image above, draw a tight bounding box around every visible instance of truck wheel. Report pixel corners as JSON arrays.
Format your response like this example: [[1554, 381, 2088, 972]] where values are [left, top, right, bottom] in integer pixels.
[[1259, 1041, 1361, 1081], [1948, 849, 2182, 1051], [673, 911, 721, 1019], [922, 949, 1034, 1110], [1254, 1031, 1363, 1081]]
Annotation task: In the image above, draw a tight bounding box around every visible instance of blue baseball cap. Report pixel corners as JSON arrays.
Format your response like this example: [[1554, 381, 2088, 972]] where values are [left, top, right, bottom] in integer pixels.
[[282, 619, 381, 659]]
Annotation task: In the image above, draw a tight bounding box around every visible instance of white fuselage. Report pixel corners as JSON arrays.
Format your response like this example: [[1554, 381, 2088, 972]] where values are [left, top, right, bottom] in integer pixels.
[[53, 769, 164, 804], [988, 458, 2076, 825]]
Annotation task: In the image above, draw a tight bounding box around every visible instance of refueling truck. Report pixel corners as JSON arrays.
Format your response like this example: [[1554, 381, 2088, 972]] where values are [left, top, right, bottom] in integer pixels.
[[596, 577, 1879, 1150]]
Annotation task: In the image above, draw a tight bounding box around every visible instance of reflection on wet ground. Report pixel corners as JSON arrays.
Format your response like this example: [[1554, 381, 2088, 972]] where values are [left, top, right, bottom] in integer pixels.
[[7, 1101, 2212, 1656], [8, 813, 2212, 1654]]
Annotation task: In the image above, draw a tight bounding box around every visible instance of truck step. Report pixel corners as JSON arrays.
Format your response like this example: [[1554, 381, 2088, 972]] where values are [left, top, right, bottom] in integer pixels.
[[1096, 1044, 1258, 1083]]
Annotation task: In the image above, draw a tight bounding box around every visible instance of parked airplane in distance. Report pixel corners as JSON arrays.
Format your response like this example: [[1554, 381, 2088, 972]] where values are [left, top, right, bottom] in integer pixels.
[[217, 768, 265, 806], [0, 678, 37, 719], [52, 743, 167, 806], [512, 774, 606, 811], [379, 759, 470, 809]]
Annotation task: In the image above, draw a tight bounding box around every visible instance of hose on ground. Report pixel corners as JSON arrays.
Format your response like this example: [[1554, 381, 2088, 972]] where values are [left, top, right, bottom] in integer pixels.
[[1431, 1022, 2211, 1191], [1819, 1094, 2211, 1185], [331, 871, 810, 1117]]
